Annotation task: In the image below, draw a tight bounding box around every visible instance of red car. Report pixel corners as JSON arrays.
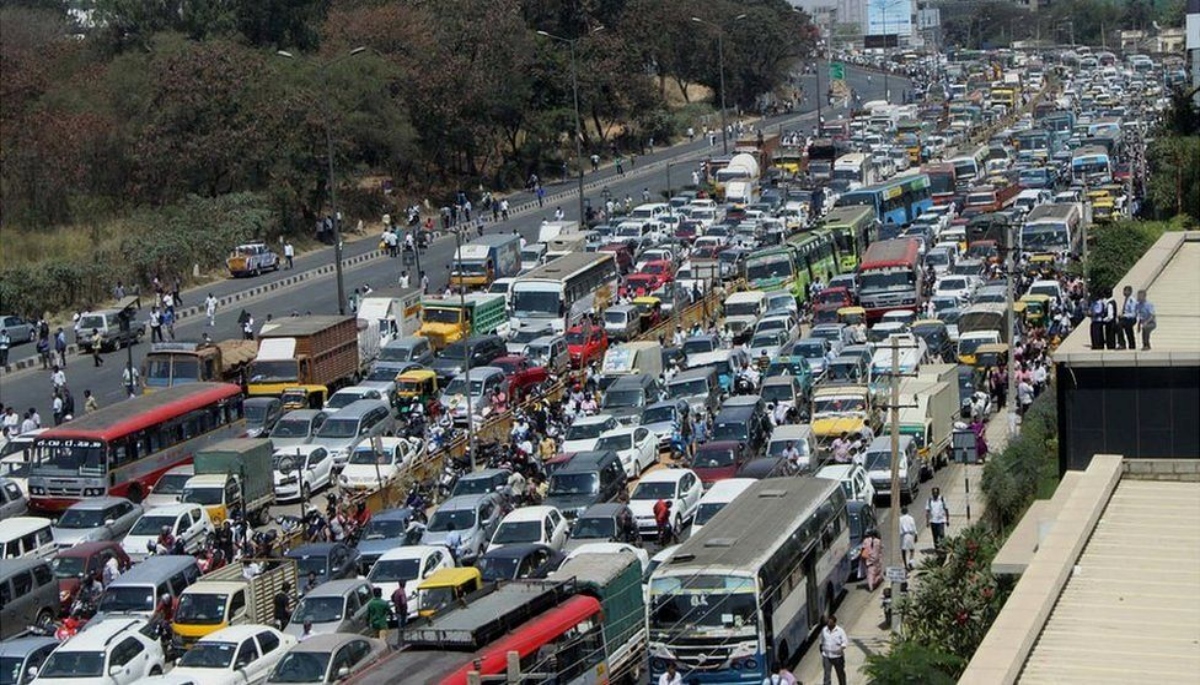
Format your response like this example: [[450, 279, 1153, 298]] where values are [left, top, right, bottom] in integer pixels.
[[691, 440, 751, 487], [620, 273, 660, 298], [642, 260, 676, 284], [566, 325, 608, 369], [53, 541, 132, 615], [491, 355, 550, 403]]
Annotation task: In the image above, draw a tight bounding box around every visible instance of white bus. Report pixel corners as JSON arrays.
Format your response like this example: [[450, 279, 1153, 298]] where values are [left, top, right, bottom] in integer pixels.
[[647, 478, 852, 685], [832, 153, 877, 190], [509, 252, 619, 334]]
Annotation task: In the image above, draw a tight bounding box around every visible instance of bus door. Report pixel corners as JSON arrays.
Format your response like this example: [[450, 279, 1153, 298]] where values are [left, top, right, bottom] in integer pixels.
[[803, 548, 821, 631]]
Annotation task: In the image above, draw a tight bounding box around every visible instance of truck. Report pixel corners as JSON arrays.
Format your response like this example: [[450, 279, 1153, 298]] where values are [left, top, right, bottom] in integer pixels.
[[172, 558, 298, 649], [714, 152, 760, 199], [418, 292, 507, 351], [536, 220, 580, 245], [181, 438, 275, 526], [140, 339, 257, 392], [246, 316, 360, 405], [961, 184, 1022, 219], [806, 139, 842, 182], [357, 287, 423, 347], [449, 233, 521, 289], [888, 378, 957, 475], [599, 341, 663, 389], [550, 552, 646, 681]]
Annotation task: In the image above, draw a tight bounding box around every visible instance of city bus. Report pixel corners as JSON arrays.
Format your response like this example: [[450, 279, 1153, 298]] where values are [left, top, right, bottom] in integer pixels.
[[831, 153, 877, 190], [834, 173, 933, 234], [26, 383, 245, 512], [745, 230, 838, 299], [858, 238, 923, 321], [1021, 202, 1082, 255], [821, 206, 879, 272], [1070, 145, 1113, 185], [922, 163, 958, 205], [347, 580, 609, 685], [510, 252, 619, 334], [647, 478, 851, 684], [947, 145, 988, 190]]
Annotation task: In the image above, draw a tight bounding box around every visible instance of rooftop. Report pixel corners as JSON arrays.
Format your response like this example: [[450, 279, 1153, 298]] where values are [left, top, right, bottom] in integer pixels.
[[1055, 231, 1200, 366]]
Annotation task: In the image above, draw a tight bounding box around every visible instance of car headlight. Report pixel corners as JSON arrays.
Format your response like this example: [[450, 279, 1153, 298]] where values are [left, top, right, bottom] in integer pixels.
[[30, 486, 45, 495]]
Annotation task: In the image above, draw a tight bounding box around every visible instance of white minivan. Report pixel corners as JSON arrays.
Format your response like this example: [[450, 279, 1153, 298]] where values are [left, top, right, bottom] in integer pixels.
[[692, 478, 756, 535], [864, 435, 920, 504]]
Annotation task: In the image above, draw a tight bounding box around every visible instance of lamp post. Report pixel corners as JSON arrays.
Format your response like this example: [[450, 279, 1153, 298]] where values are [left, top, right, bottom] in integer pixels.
[[692, 15, 746, 156], [277, 46, 367, 316], [537, 28, 603, 228]]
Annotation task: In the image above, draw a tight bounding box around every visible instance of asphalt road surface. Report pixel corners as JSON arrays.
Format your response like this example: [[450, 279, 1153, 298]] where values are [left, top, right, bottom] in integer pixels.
[[1, 64, 903, 421]]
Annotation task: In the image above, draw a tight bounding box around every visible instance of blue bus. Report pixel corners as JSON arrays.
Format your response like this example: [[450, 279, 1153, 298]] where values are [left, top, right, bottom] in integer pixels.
[[835, 173, 933, 237], [647, 478, 852, 684]]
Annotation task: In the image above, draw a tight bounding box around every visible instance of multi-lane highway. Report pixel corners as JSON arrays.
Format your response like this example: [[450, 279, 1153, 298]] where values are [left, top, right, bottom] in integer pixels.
[[0, 65, 901, 420]]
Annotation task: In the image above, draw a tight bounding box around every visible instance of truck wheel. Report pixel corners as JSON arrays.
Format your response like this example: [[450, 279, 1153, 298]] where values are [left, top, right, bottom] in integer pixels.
[[253, 266, 261, 277]]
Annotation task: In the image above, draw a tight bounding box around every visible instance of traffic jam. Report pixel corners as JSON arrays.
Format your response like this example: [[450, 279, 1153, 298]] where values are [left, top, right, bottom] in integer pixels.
[[0, 43, 1168, 685]]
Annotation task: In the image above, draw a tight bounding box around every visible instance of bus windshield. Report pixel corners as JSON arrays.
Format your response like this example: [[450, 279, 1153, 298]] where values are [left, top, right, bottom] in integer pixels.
[[649, 575, 758, 632], [511, 290, 561, 318], [746, 255, 794, 282], [31, 439, 106, 474], [860, 268, 917, 294]]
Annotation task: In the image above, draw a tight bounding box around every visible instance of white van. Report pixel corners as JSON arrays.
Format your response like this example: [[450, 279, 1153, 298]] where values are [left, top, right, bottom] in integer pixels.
[[0, 517, 56, 560], [765, 424, 819, 471], [692, 478, 756, 535], [864, 435, 920, 504]]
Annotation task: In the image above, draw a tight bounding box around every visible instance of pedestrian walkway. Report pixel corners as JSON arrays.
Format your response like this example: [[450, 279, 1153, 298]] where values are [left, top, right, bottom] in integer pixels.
[[794, 411, 1009, 684]]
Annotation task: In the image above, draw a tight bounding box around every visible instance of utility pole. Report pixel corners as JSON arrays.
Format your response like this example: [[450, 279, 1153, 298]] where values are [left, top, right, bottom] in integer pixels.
[[888, 334, 903, 633], [816, 53, 823, 131], [537, 29, 602, 227], [693, 15, 747, 156], [453, 229, 478, 470], [1005, 225, 1019, 438]]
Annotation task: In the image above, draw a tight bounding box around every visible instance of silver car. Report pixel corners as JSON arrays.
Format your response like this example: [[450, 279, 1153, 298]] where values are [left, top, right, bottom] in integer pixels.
[[267, 410, 329, 452], [420, 493, 505, 564], [50, 497, 143, 548]]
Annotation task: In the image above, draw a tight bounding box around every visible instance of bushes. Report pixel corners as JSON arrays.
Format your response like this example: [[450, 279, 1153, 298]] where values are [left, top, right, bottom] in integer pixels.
[[979, 388, 1059, 533], [864, 640, 965, 684], [1086, 217, 1192, 295]]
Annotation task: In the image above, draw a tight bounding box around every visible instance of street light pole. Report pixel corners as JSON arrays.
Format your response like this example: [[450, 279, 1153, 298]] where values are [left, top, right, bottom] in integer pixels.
[[277, 47, 366, 316], [538, 28, 603, 228], [692, 15, 746, 156]]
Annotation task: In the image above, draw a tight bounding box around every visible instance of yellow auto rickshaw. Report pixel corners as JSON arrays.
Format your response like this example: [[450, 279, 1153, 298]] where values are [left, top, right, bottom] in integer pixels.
[[280, 386, 328, 411], [838, 306, 867, 326], [632, 295, 663, 330], [1019, 293, 1052, 328], [1088, 189, 1115, 224], [974, 342, 1009, 373], [394, 369, 440, 417], [416, 567, 483, 617], [1028, 253, 1058, 278]]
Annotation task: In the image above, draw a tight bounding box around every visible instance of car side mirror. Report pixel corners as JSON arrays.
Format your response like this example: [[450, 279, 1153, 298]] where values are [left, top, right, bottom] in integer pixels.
[[337, 666, 351, 680], [104, 519, 115, 526], [109, 665, 123, 676]]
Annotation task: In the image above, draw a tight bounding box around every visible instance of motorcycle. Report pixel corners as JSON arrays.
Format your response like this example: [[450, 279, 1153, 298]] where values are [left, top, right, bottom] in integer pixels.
[[881, 581, 909, 626]]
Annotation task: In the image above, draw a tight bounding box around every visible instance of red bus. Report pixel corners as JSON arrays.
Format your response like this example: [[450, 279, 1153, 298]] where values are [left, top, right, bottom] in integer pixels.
[[922, 163, 958, 205], [27, 383, 245, 512], [857, 238, 924, 321], [349, 582, 609, 685]]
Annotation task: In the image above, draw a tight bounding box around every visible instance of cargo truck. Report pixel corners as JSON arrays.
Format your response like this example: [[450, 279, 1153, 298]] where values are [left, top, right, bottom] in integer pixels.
[[811, 384, 880, 451], [418, 293, 507, 351], [449, 233, 522, 289], [141, 340, 258, 393], [887, 378, 957, 476], [551, 552, 646, 681], [357, 286, 422, 347], [172, 558, 298, 649], [247, 316, 360, 406], [181, 438, 275, 526]]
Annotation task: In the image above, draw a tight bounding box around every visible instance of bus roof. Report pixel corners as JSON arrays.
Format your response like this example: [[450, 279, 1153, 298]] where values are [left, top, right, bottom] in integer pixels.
[[821, 206, 877, 228], [861, 238, 921, 270], [517, 252, 614, 283], [36, 383, 241, 443], [408, 578, 575, 649], [658, 478, 841, 573]]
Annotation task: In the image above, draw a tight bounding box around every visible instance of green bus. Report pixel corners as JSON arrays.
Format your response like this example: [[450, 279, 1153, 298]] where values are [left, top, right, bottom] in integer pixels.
[[820, 206, 880, 273], [746, 230, 840, 301]]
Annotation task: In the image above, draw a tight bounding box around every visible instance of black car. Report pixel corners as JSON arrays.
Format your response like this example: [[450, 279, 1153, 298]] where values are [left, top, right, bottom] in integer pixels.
[[736, 456, 799, 480], [564, 503, 641, 552], [475, 543, 565, 583], [286, 542, 361, 585], [243, 397, 284, 438], [543, 452, 627, 521]]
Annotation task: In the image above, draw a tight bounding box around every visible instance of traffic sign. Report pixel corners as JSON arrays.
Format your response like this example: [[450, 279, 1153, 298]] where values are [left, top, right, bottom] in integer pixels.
[[885, 566, 908, 583], [829, 62, 846, 81]]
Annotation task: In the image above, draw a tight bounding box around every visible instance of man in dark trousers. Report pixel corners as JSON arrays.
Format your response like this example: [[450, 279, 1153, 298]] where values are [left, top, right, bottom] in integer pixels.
[[274, 583, 293, 630], [390, 580, 409, 649]]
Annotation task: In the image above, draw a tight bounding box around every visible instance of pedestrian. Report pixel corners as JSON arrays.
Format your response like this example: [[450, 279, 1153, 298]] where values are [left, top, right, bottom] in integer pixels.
[[162, 307, 176, 341], [1017, 377, 1034, 415], [242, 314, 255, 341], [1088, 294, 1105, 349], [52, 392, 65, 426], [1103, 288, 1118, 349], [500, 199, 510, 221], [148, 306, 163, 343], [899, 506, 918, 569], [658, 662, 682, 685], [764, 662, 797, 685], [420, 272, 429, 295], [366, 586, 390, 639], [272, 583, 293, 630], [861, 529, 883, 590], [820, 614, 848, 685], [970, 415, 989, 461], [390, 580, 408, 648], [0, 329, 9, 368], [205, 294, 217, 327], [1117, 285, 1136, 349], [653, 498, 675, 547], [926, 486, 949, 548], [91, 330, 104, 367], [554, 206, 564, 222], [84, 389, 98, 414], [36, 335, 50, 370], [50, 365, 66, 391], [1136, 288, 1156, 350], [399, 271, 410, 289], [284, 241, 295, 269], [122, 363, 139, 396], [54, 328, 67, 368]]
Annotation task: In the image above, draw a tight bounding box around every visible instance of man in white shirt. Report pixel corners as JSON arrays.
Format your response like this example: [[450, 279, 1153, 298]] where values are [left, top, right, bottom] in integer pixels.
[[926, 487, 950, 547], [205, 294, 218, 327], [820, 614, 848, 685], [899, 506, 918, 569], [658, 662, 683, 685], [831, 433, 851, 464]]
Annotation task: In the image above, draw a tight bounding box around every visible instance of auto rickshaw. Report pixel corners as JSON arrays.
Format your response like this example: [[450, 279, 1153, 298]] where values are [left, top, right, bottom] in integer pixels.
[[416, 567, 483, 618], [394, 369, 440, 417], [1028, 253, 1058, 278], [974, 342, 1009, 373], [1019, 293, 1052, 328], [838, 306, 867, 326], [280, 386, 328, 411], [632, 295, 663, 331], [1088, 189, 1115, 224]]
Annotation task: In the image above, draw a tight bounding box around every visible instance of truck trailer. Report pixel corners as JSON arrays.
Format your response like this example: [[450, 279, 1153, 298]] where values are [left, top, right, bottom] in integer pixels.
[[450, 234, 522, 289], [141, 340, 257, 392], [247, 316, 360, 403], [181, 438, 275, 526]]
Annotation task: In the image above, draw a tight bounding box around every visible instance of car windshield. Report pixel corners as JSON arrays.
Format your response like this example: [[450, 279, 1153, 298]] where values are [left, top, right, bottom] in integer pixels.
[[293, 556, 329, 578], [712, 421, 748, 442], [595, 434, 632, 451], [57, 508, 107, 529], [641, 405, 675, 425], [938, 278, 968, 291], [549, 472, 598, 496], [368, 558, 420, 583], [363, 518, 407, 540], [571, 517, 616, 540], [793, 341, 825, 359], [245, 403, 270, 423], [667, 378, 708, 399], [175, 592, 228, 625], [682, 339, 715, 356], [349, 448, 393, 466], [427, 508, 476, 532], [812, 397, 866, 414], [150, 472, 191, 496], [50, 555, 86, 579], [864, 451, 892, 472], [271, 419, 313, 439], [631, 481, 676, 500], [293, 596, 345, 623], [130, 514, 176, 536], [182, 485, 224, 506], [695, 447, 736, 468], [601, 390, 643, 408], [694, 502, 728, 526], [750, 333, 783, 349], [37, 652, 105, 678], [492, 520, 541, 544], [444, 377, 485, 397], [316, 418, 359, 439], [269, 652, 331, 683], [97, 586, 154, 613], [565, 421, 610, 440], [178, 641, 237, 669], [379, 346, 411, 362], [366, 367, 398, 382], [760, 383, 795, 403], [327, 393, 366, 410]]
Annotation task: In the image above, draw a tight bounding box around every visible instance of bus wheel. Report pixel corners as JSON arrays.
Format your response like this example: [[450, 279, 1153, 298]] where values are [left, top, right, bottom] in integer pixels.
[[127, 483, 144, 504]]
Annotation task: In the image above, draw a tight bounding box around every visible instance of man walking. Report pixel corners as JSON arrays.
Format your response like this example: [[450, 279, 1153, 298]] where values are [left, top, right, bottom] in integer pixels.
[[926, 487, 949, 548], [366, 587, 390, 640], [0, 329, 9, 368], [84, 390, 99, 414], [205, 294, 218, 327], [149, 306, 164, 343], [1136, 289, 1156, 350], [820, 614, 848, 685], [91, 330, 104, 367], [390, 580, 408, 648], [54, 328, 67, 368], [899, 506, 918, 569]]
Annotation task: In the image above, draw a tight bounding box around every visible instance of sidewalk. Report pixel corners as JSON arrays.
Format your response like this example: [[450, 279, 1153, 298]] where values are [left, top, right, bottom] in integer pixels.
[[794, 413, 1010, 683]]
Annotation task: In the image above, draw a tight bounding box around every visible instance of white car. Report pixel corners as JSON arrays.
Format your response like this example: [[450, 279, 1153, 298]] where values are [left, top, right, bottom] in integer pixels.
[[339, 437, 423, 491], [754, 313, 800, 341], [324, 387, 385, 413], [488, 506, 570, 553], [272, 445, 335, 502], [171, 625, 296, 685], [816, 463, 876, 503], [561, 415, 620, 454], [143, 464, 192, 509], [31, 616, 165, 685], [593, 426, 658, 479], [366, 545, 454, 619], [748, 330, 790, 361], [561, 542, 650, 574], [934, 275, 975, 305], [627, 468, 703, 539], [121, 503, 214, 561]]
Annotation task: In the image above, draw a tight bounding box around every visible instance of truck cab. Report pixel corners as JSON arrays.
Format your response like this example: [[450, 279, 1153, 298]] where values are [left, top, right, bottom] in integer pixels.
[[172, 559, 298, 649], [181, 439, 275, 526]]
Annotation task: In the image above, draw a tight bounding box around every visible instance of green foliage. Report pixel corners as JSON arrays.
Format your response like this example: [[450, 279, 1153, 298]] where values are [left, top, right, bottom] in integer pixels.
[[1145, 136, 1200, 222], [1086, 217, 1191, 294], [980, 389, 1059, 533], [864, 641, 965, 685]]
